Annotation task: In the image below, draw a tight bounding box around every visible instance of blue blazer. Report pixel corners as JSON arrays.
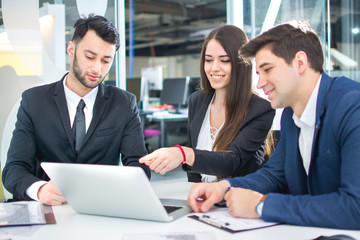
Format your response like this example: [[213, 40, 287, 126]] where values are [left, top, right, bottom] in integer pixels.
[[228, 73, 360, 229]]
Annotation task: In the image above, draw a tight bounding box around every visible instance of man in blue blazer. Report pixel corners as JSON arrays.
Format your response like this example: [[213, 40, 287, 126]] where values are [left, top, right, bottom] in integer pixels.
[[188, 20, 360, 229], [3, 14, 150, 205]]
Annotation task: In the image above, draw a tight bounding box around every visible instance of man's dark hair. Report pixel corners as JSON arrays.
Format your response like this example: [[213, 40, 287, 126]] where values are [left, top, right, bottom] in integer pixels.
[[240, 20, 324, 72], [72, 14, 120, 51]]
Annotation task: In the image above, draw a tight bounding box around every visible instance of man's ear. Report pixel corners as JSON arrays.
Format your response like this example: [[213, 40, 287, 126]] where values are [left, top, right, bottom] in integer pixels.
[[294, 51, 308, 74], [67, 41, 75, 58]]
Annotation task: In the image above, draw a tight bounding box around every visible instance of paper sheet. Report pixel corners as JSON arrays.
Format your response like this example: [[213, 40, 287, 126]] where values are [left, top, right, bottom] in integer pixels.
[[0, 201, 55, 227], [189, 209, 278, 232]]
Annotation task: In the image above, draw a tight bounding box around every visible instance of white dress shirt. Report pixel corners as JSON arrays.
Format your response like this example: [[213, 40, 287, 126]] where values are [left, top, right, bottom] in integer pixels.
[[63, 77, 98, 133], [292, 76, 321, 175], [26, 77, 98, 201], [196, 95, 224, 183]]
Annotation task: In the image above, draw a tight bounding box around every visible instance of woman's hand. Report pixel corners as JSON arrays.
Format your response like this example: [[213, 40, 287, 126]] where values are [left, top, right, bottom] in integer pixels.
[[139, 146, 194, 174]]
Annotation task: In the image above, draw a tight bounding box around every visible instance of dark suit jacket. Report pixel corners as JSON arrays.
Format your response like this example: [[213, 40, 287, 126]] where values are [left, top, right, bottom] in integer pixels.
[[183, 91, 275, 182], [3, 74, 150, 200], [228, 73, 360, 229]]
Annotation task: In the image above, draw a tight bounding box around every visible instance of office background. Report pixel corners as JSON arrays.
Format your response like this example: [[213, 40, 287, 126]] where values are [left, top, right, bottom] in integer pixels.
[[0, 0, 359, 199]]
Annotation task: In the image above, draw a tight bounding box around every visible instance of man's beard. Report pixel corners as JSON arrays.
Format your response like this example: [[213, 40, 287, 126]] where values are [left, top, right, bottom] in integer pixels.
[[72, 52, 107, 89]]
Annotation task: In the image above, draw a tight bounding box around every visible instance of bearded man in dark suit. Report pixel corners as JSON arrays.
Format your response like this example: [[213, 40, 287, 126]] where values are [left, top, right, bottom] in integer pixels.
[[3, 14, 150, 205]]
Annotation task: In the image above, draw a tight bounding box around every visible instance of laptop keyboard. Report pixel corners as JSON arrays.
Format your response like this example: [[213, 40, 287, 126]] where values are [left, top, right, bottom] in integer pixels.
[[164, 205, 182, 214]]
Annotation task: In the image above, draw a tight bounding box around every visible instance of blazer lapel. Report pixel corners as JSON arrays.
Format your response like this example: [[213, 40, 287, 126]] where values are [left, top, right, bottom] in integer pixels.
[[53, 75, 76, 152], [190, 92, 214, 146], [286, 119, 308, 194], [309, 73, 335, 172]]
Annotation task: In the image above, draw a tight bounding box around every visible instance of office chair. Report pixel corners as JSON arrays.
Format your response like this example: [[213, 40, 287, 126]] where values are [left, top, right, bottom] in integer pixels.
[[144, 128, 161, 152]]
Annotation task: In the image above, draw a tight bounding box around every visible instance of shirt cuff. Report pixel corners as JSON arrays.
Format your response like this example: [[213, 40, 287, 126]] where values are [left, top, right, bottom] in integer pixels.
[[26, 181, 48, 201], [220, 179, 232, 187]]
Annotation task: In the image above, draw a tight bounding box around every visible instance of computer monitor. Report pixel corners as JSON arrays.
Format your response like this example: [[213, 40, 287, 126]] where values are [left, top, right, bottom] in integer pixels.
[[126, 77, 141, 101], [182, 76, 201, 108], [161, 77, 190, 113], [187, 77, 201, 97], [126, 77, 150, 110], [141, 67, 163, 90]]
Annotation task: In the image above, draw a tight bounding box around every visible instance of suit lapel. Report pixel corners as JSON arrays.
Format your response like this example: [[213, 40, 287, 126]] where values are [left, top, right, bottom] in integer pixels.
[[191, 92, 214, 146], [309, 73, 335, 173], [287, 118, 309, 194], [53, 75, 76, 152]]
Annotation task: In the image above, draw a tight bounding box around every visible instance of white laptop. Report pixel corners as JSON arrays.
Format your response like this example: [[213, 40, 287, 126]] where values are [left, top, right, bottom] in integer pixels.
[[40, 162, 192, 222]]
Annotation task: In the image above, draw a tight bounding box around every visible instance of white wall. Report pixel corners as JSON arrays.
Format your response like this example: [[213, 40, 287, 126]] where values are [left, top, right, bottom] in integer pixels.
[[0, 2, 66, 198]]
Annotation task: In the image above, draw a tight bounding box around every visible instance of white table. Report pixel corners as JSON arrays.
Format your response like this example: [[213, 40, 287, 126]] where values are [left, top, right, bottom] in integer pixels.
[[1, 169, 360, 240]]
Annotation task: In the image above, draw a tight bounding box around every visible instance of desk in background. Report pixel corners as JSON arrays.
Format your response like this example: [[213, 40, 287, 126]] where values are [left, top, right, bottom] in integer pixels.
[[146, 111, 188, 148]]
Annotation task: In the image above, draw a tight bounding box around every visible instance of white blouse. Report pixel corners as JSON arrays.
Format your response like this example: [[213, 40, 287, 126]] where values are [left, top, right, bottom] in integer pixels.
[[196, 95, 224, 182]]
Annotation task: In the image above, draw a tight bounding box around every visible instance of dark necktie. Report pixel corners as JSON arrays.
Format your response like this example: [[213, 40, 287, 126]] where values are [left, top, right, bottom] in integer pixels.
[[73, 99, 86, 154]]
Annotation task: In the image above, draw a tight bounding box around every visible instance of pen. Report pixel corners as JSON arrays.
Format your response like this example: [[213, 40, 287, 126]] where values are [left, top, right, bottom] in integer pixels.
[[199, 215, 230, 228], [199, 215, 224, 228]]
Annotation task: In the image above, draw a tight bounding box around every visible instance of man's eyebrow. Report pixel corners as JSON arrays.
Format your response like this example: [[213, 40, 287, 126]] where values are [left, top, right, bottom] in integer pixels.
[[85, 49, 97, 55], [258, 62, 271, 69], [85, 49, 113, 59], [256, 62, 272, 74]]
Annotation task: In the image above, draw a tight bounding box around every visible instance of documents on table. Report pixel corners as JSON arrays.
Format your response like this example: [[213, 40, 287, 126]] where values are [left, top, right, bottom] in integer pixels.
[[0, 201, 56, 227], [189, 209, 279, 233]]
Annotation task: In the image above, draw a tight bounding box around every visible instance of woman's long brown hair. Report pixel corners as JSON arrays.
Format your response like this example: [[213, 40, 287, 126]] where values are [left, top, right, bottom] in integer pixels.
[[200, 25, 252, 152]]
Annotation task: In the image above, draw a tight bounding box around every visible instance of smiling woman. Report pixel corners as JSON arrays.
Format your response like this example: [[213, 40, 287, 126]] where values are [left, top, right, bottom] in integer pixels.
[[139, 25, 275, 183], [204, 39, 232, 93]]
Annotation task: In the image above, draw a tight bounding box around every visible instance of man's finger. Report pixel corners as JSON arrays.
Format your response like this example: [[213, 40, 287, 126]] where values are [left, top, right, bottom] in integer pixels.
[[200, 193, 219, 212], [188, 184, 206, 212]]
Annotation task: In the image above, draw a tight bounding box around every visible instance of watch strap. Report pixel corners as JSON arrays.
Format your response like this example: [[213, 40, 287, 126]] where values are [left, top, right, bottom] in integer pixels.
[[255, 194, 267, 218]]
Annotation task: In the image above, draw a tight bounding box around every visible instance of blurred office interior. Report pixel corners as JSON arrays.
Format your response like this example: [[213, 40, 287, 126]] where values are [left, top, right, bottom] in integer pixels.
[[0, 0, 359, 195]]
